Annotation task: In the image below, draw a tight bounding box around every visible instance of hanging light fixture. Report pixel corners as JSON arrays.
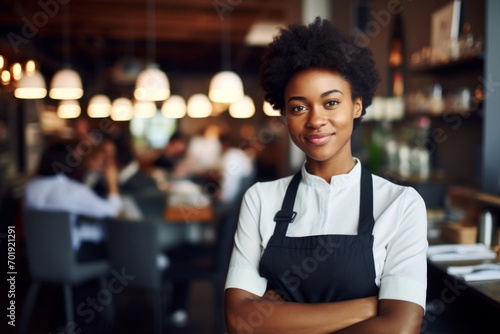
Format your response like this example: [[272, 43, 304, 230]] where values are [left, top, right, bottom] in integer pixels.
[[229, 95, 255, 119], [134, 0, 170, 102], [11, 63, 23, 81], [25, 60, 36, 75], [110, 97, 133, 121], [57, 100, 81, 119], [209, 71, 243, 104], [208, 13, 243, 104], [87, 94, 111, 118], [263, 101, 281, 116], [133, 100, 157, 118], [134, 65, 170, 101], [1, 70, 11, 85], [49, 4, 83, 100], [161, 95, 186, 119], [49, 69, 83, 100], [14, 69, 47, 99], [187, 94, 212, 118]]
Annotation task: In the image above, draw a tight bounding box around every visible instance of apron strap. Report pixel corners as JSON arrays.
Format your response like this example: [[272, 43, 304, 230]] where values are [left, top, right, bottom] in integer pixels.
[[272, 172, 301, 237], [358, 166, 375, 235], [272, 165, 375, 237]]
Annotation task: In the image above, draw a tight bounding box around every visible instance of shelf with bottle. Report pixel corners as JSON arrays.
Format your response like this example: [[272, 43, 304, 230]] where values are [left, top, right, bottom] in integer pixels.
[[409, 52, 484, 74], [404, 82, 484, 120], [409, 22, 485, 73]]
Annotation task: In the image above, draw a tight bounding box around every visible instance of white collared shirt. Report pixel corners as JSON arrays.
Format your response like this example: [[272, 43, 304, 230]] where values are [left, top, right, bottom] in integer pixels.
[[24, 174, 123, 249], [225, 158, 428, 309]]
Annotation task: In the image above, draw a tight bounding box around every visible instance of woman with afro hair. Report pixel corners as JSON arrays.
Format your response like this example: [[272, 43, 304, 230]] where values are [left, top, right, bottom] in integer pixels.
[[224, 18, 427, 333]]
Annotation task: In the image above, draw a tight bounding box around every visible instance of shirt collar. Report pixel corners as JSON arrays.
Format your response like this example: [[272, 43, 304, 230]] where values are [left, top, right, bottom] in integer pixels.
[[300, 157, 361, 189]]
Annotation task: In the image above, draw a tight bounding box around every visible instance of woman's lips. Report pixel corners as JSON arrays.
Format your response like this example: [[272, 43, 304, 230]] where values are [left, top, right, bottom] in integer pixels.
[[305, 133, 334, 145]]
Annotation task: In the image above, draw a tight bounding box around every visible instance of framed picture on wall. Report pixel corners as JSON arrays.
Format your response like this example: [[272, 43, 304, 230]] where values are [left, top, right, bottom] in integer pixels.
[[430, 0, 462, 63]]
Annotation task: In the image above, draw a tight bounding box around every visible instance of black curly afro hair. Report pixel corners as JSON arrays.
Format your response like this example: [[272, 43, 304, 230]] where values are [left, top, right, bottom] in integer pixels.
[[260, 17, 380, 129]]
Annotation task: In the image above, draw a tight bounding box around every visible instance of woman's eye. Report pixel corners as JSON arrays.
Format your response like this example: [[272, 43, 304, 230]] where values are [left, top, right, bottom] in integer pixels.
[[290, 105, 306, 113], [326, 100, 339, 107]]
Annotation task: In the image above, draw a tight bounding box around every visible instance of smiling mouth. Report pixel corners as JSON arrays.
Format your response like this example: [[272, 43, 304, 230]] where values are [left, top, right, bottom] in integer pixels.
[[305, 133, 334, 145]]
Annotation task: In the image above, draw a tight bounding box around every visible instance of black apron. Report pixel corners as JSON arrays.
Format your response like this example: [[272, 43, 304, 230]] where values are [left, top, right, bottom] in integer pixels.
[[258, 166, 379, 303]]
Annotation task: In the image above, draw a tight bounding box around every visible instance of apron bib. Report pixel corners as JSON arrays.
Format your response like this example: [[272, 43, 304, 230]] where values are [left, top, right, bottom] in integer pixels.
[[258, 166, 379, 303]]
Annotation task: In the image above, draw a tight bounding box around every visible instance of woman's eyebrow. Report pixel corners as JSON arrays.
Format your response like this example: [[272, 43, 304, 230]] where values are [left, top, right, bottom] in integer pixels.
[[320, 89, 343, 98], [287, 96, 307, 103], [286, 89, 343, 103]]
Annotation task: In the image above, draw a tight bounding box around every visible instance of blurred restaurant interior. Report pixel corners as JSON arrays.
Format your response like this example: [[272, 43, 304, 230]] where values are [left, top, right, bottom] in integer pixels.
[[1, 0, 500, 333]]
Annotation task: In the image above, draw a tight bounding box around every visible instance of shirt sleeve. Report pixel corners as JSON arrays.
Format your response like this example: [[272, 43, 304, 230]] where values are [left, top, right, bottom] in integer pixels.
[[378, 187, 428, 310], [70, 182, 123, 218], [224, 184, 268, 296]]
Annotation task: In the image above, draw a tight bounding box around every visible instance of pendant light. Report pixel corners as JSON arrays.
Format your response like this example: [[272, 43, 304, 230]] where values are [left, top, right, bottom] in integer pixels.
[[110, 97, 133, 121], [14, 62, 47, 99], [1, 70, 11, 85], [229, 95, 255, 119], [133, 100, 157, 118], [11, 63, 23, 81], [209, 71, 243, 104], [134, 0, 170, 102], [134, 65, 170, 101], [49, 4, 83, 100], [161, 95, 186, 119], [187, 94, 212, 118], [87, 94, 111, 118], [57, 100, 81, 119], [208, 14, 243, 104]]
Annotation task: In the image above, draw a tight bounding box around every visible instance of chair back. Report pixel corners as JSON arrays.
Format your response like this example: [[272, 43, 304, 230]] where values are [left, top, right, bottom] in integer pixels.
[[128, 190, 168, 221], [23, 209, 77, 282], [106, 218, 184, 290]]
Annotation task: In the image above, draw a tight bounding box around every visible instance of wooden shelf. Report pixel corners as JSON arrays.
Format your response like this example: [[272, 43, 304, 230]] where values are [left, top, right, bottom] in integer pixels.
[[409, 53, 484, 73]]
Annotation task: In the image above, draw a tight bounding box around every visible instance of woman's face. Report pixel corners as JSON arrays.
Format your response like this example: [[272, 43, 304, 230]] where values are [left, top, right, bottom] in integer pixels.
[[284, 68, 362, 166]]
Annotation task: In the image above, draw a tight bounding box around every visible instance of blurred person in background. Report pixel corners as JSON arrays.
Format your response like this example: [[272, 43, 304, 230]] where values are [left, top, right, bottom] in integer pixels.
[[81, 139, 116, 198], [115, 139, 158, 194], [23, 139, 123, 332], [154, 131, 189, 175], [24, 139, 123, 262], [215, 133, 255, 215]]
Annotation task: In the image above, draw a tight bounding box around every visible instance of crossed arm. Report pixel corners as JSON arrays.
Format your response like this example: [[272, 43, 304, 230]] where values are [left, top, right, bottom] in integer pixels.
[[225, 288, 424, 334]]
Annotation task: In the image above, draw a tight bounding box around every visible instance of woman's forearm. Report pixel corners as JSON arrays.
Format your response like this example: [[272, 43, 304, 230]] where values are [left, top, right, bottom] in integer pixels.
[[333, 299, 424, 334], [225, 288, 377, 334]]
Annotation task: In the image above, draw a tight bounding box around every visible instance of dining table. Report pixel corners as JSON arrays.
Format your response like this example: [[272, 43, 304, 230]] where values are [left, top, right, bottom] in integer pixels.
[[122, 177, 216, 247]]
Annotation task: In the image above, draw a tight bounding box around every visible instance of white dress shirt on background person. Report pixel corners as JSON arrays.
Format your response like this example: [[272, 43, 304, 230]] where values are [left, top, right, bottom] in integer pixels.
[[24, 173, 123, 250], [218, 147, 254, 204]]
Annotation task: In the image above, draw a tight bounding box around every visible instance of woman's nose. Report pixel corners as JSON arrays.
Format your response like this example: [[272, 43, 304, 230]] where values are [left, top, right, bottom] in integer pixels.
[[306, 107, 327, 128]]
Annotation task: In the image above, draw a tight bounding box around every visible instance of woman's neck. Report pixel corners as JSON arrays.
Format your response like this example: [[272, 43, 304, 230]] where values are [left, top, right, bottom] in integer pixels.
[[305, 155, 356, 183]]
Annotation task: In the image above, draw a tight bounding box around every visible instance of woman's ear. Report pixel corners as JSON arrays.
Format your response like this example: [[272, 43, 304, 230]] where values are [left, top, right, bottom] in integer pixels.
[[353, 97, 363, 118]]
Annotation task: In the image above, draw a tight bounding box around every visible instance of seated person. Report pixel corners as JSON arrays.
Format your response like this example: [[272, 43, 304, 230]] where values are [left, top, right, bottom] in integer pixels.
[[115, 142, 158, 194], [154, 131, 188, 173], [215, 134, 255, 214], [24, 139, 123, 262], [81, 140, 114, 198]]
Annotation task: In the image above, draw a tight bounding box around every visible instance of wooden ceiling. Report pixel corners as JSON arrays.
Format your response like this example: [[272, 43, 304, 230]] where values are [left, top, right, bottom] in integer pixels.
[[0, 0, 299, 78]]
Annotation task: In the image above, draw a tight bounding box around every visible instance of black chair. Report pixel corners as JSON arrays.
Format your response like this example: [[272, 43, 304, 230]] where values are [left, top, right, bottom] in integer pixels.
[[19, 210, 110, 334], [105, 218, 185, 334], [125, 189, 169, 221]]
